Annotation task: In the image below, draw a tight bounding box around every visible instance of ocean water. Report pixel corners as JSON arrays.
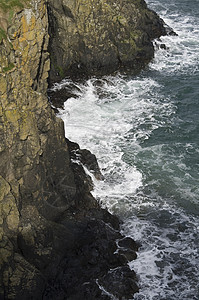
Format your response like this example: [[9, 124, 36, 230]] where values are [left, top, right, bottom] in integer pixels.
[[52, 0, 199, 299]]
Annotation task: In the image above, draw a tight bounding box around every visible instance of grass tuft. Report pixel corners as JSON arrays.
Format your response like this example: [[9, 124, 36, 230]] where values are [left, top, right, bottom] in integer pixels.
[[0, 27, 6, 42], [0, 0, 29, 12], [2, 62, 15, 72]]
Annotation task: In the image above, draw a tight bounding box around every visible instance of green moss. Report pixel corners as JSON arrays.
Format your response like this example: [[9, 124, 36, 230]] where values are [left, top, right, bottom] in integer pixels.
[[8, 9, 14, 23], [0, 27, 6, 43], [2, 63, 15, 73], [116, 15, 127, 26], [0, 0, 29, 12]]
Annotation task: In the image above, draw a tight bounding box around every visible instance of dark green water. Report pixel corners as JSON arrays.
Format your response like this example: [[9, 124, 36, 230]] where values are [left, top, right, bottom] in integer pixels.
[[53, 0, 199, 298]]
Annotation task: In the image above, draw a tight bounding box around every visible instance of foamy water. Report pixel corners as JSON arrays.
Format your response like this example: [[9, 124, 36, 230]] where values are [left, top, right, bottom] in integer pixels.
[[52, 0, 199, 298]]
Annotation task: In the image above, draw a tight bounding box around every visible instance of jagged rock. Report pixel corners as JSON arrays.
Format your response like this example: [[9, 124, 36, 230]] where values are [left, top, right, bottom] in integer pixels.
[[118, 236, 139, 252], [99, 266, 139, 299], [164, 22, 178, 36], [66, 138, 104, 180], [47, 0, 166, 83], [43, 217, 138, 300]]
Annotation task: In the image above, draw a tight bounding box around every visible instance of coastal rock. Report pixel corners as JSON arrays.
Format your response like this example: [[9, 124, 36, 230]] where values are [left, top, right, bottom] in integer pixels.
[[48, 0, 166, 82], [66, 138, 104, 181], [99, 266, 139, 299], [43, 216, 139, 300]]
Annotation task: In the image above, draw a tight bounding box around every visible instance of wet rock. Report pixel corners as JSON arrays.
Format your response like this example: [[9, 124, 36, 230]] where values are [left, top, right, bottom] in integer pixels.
[[48, 86, 79, 108], [118, 237, 139, 252], [160, 43, 167, 50], [99, 266, 139, 299], [119, 249, 138, 262], [78, 148, 104, 180], [164, 23, 178, 36], [66, 138, 104, 181], [43, 215, 138, 300]]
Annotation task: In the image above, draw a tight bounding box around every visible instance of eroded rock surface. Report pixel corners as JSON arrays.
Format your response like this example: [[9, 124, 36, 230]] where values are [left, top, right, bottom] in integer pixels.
[[48, 0, 166, 82]]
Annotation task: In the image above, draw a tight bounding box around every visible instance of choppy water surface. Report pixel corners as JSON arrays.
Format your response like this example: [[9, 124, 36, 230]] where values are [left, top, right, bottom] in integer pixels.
[[53, 0, 199, 298]]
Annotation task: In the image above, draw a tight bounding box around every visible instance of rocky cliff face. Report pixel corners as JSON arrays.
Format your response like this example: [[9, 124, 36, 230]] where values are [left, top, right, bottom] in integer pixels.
[[48, 0, 166, 82], [0, 1, 77, 298], [0, 0, 166, 299]]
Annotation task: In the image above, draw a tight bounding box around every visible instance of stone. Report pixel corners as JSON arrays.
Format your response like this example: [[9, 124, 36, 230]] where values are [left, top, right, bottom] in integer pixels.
[[118, 237, 139, 252], [48, 0, 166, 83], [66, 138, 103, 180], [0, 75, 7, 94], [99, 266, 139, 299], [119, 249, 138, 261]]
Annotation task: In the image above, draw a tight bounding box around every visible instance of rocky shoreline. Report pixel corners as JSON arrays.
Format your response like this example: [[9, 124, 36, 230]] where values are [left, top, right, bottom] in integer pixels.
[[0, 0, 167, 299]]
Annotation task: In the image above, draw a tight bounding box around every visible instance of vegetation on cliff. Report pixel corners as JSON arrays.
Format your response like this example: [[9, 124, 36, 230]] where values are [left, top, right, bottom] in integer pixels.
[[0, 0, 30, 41], [0, 0, 29, 10]]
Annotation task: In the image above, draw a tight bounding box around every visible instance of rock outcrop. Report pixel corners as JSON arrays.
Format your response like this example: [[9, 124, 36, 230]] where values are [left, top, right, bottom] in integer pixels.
[[48, 0, 166, 82], [0, 0, 167, 298]]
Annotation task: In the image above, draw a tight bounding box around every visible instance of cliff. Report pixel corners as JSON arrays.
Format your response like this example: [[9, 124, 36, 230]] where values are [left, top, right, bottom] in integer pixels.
[[0, 0, 77, 298], [48, 0, 166, 82], [0, 0, 166, 299]]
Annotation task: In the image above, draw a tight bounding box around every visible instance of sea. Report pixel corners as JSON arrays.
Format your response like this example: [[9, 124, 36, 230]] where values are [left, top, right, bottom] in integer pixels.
[[51, 0, 199, 299]]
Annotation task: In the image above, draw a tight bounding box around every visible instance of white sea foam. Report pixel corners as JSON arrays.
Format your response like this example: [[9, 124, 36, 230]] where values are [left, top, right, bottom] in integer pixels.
[[55, 77, 198, 299], [147, 0, 199, 76], [121, 201, 199, 300], [57, 75, 176, 215]]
